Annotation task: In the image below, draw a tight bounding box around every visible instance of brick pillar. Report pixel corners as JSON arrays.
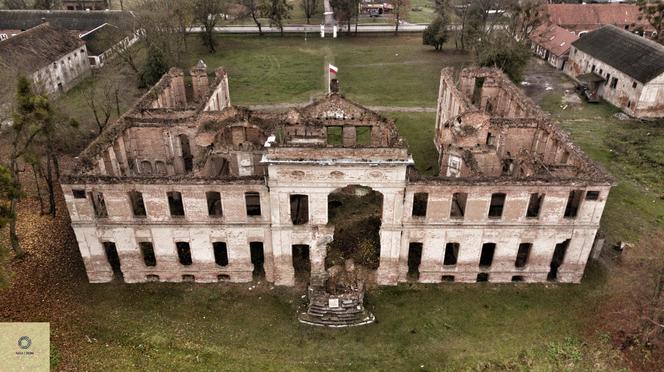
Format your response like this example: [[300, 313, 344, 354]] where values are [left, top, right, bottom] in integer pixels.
[[190, 60, 209, 103]]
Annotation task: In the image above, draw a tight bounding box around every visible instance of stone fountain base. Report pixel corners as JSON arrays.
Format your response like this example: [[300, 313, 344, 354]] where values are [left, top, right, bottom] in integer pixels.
[[298, 286, 375, 327]]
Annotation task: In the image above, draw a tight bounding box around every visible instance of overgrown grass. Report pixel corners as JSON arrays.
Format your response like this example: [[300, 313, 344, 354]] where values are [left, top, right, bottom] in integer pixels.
[[540, 93, 664, 245], [71, 263, 620, 370], [389, 112, 439, 175]]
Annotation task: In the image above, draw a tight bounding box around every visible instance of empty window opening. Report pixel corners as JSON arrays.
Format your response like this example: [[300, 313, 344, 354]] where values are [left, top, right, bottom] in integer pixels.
[[89, 191, 108, 218], [486, 132, 495, 146], [72, 189, 86, 199], [155, 161, 167, 175], [290, 194, 309, 225], [218, 274, 230, 281], [479, 243, 496, 267], [610, 77, 618, 89], [182, 274, 195, 282], [140, 242, 156, 267], [548, 239, 570, 281], [564, 190, 584, 218], [167, 191, 185, 217], [356, 126, 371, 145], [632, 81, 638, 89], [488, 193, 506, 219], [213, 242, 228, 266], [179, 134, 193, 172], [102, 241, 123, 280], [476, 273, 489, 282], [245, 192, 261, 216], [444, 243, 459, 266], [141, 160, 153, 175], [511, 275, 525, 282], [407, 243, 423, 281], [441, 275, 455, 282], [501, 158, 514, 175], [471, 77, 485, 105], [250, 242, 265, 279], [560, 151, 570, 164], [128, 191, 147, 217], [206, 191, 223, 217], [327, 126, 343, 145], [526, 193, 544, 218], [585, 191, 600, 201], [146, 274, 160, 282], [292, 244, 311, 283], [515, 243, 531, 268], [176, 242, 192, 266], [412, 193, 428, 217], [450, 193, 467, 218]]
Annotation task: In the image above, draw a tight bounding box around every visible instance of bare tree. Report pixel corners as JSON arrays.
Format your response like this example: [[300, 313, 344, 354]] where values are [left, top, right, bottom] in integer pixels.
[[301, 0, 319, 24], [637, 0, 664, 43], [86, 73, 121, 134], [241, 0, 264, 36], [390, 0, 410, 35], [134, 0, 194, 67], [259, 0, 291, 36], [194, 0, 227, 53], [507, 0, 545, 41]]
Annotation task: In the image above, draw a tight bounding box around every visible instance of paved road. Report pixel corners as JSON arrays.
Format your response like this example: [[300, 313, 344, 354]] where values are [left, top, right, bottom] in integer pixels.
[[188, 23, 427, 34]]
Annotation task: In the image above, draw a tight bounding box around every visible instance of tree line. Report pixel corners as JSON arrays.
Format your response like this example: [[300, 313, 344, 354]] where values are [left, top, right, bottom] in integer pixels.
[[422, 0, 546, 82]]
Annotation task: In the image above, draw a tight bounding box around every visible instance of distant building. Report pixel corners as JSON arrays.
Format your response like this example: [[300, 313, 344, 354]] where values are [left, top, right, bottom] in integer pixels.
[[80, 23, 139, 68], [529, 23, 579, 70], [545, 3, 654, 37], [0, 10, 133, 35], [564, 25, 664, 119], [62, 0, 109, 10], [0, 10, 138, 70], [0, 23, 91, 96]]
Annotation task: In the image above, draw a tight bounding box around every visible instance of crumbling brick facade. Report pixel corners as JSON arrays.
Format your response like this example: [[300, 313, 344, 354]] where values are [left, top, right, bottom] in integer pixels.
[[61, 63, 613, 286]]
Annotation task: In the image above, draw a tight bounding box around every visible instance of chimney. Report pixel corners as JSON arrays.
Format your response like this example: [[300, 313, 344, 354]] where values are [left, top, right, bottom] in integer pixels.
[[190, 60, 209, 102]]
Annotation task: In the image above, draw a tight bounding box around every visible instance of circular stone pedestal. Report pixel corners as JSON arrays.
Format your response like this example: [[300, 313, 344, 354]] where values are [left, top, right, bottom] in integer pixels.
[[298, 286, 375, 327]]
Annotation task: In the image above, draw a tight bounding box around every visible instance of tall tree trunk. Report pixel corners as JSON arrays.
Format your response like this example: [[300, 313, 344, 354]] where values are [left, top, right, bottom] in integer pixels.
[[31, 163, 45, 215], [9, 157, 24, 257], [45, 152, 56, 217], [395, 12, 400, 36]]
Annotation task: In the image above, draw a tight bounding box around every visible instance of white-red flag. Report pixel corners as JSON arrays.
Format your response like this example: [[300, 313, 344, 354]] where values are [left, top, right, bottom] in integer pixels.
[[329, 64, 338, 74]]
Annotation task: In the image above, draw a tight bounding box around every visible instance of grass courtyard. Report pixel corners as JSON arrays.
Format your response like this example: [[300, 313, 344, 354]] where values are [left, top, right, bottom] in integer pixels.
[[2, 37, 664, 370]]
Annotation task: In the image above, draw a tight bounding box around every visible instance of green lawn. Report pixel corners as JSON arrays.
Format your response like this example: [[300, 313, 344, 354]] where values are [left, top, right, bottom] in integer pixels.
[[70, 263, 618, 370], [186, 35, 466, 107], [406, 0, 437, 24]]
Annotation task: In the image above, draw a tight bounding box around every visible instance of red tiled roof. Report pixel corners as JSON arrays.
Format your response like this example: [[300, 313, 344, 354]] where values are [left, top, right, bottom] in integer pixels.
[[545, 4, 652, 33], [530, 23, 579, 57]]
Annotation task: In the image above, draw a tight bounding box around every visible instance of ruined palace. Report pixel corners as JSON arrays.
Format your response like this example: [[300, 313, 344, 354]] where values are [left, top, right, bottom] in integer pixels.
[[61, 62, 613, 286]]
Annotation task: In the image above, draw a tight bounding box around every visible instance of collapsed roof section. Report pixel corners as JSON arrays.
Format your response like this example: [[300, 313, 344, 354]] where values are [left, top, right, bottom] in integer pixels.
[[431, 67, 613, 186], [68, 61, 410, 182]]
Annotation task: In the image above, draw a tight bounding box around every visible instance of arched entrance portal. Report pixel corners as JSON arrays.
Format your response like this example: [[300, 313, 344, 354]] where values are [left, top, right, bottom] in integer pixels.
[[325, 185, 383, 279]]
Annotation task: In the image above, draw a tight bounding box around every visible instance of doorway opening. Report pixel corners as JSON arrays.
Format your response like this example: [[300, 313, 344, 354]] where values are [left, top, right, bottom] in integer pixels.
[[548, 239, 570, 281], [326, 185, 383, 272], [292, 244, 311, 283], [407, 242, 423, 281], [250, 242, 265, 279], [102, 241, 123, 280]]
